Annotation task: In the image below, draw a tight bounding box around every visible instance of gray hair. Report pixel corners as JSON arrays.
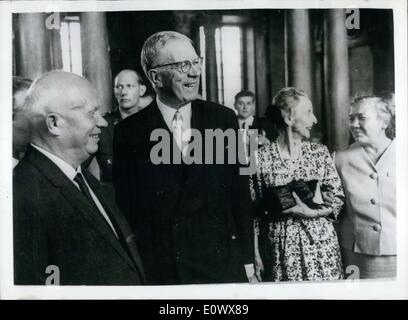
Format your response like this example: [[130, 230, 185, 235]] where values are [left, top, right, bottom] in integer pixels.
[[267, 87, 309, 130], [140, 31, 193, 77], [351, 95, 395, 139]]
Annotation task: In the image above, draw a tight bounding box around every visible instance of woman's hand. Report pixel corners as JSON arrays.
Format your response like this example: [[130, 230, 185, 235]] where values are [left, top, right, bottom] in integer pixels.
[[322, 190, 334, 206], [282, 192, 331, 218]]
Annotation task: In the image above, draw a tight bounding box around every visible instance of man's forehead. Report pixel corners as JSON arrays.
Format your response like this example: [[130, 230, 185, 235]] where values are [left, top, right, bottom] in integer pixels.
[[115, 71, 139, 84], [67, 85, 98, 108], [237, 96, 254, 103], [160, 38, 197, 61]]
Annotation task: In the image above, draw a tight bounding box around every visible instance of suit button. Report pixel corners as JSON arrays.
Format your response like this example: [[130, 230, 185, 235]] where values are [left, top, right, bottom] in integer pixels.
[[264, 211, 269, 215], [373, 224, 382, 232], [370, 198, 377, 205], [231, 235, 237, 240], [155, 189, 165, 197], [175, 251, 181, 260], [369, 173, 377, 179], [126, 234, 136, 243]]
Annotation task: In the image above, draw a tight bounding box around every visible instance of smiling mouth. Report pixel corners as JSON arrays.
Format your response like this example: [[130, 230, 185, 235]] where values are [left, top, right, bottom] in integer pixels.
[[90, 134, 100, 139], [184, 82, 197, 88]]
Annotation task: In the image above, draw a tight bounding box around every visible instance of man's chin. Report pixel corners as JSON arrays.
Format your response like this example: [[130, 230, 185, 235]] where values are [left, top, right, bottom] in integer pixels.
[[86, 145, 99, 156]]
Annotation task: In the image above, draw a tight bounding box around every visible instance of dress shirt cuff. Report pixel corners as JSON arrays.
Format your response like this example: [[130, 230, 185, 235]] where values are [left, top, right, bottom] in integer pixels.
[[244, 264, 255, 279]]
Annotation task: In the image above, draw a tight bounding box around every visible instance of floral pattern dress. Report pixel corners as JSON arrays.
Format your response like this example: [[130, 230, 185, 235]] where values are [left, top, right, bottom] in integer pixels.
[[249, 141, 344, 281]]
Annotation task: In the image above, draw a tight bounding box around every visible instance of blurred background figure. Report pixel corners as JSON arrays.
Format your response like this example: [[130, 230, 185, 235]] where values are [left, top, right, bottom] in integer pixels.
[[335, 95, 396, 279], [250, 87, 344, 282], [234, 90, 276, 148], [12, 76, 32, 167], [85, 69, 147, 185], [113, 69, 147, 120], [379, 91, 395, 139]]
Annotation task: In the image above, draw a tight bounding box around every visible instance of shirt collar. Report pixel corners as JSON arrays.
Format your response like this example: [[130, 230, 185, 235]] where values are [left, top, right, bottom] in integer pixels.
[[31, 143, 80, 181], [239, 115, 254, 128], [156, 97, 191, 131]]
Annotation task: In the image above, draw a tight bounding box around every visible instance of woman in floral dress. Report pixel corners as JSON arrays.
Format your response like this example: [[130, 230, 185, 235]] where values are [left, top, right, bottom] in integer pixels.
[[250, 87, 344, 281]]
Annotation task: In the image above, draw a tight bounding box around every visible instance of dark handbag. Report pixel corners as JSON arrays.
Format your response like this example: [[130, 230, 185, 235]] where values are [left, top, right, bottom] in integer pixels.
[[263, 180, 319, 214]]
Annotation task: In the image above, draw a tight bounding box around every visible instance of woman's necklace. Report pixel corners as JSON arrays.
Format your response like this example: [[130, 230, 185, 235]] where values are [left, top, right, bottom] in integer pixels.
[[276, 140, 303, 174]]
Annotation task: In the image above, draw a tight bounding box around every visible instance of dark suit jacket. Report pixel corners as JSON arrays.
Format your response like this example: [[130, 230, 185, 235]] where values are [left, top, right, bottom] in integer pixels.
[[113, 99, 254, 285], [13, 146, 145, 285]]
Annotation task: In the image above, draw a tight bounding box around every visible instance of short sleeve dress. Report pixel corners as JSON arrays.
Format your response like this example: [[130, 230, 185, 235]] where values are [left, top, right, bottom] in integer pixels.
[[250, 141, 344, 281]]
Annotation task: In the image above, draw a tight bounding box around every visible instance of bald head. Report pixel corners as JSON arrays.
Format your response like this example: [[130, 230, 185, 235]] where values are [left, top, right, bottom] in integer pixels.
[[26, 71, 96, 117], [25, 71, 107, 168]]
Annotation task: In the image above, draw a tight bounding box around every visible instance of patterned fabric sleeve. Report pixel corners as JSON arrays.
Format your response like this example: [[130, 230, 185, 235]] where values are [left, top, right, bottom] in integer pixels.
[[320, 145, 345, 220], [248, 147, 267, 213]]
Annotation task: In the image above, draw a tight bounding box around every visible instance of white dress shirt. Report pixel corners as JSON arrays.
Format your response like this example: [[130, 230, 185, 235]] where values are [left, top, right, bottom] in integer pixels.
[[238, 115, 254, 130], [157, 97, 191, 133], [13, 157, 19, 168], [31, 144, 118, 238]]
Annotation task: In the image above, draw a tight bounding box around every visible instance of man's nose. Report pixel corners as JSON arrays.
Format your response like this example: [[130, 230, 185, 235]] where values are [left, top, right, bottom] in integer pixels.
[[188, 63, 201, 77], [312, 114, 318, 124], [96, 113, 108, 128]]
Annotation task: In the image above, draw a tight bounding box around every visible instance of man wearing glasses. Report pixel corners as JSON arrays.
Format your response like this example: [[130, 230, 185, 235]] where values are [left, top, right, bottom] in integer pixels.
[[113, 31, 255, 285]]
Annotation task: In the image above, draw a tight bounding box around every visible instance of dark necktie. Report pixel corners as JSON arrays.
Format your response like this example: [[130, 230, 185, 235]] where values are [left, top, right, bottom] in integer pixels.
[[74, 172, 118, 237]]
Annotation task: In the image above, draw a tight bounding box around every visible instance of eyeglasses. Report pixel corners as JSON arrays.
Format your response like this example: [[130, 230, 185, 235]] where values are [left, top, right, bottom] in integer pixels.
[[150, 57, 204, 73]]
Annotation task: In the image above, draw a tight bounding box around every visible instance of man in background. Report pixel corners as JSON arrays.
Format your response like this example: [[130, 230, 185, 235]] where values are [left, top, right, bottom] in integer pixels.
[[87, 69, 147, 183], [12, 76, 32, 167], [234, 90, 276, 147]]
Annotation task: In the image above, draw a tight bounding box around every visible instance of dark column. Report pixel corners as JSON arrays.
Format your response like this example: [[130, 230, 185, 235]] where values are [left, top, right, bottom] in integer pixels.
[[268, 11, 286, 99], [254, 17, 270, 117], [81, 12, 112, 114], [204, 25, 219, 104], [15, 13, 51, 79], [324, 9, 350, 151], [286, 9, 313, 99]]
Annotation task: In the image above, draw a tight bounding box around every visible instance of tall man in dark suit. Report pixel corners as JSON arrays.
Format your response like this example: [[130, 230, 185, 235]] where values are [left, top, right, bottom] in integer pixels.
[[113, 31, 255, 285], [13, 71, 145, 285]]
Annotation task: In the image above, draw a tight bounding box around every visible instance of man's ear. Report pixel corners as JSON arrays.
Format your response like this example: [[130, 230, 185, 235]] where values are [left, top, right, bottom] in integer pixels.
[[147, 69, 163, 88], [45, 113, 62, 136], [139, 83, 147, 97]]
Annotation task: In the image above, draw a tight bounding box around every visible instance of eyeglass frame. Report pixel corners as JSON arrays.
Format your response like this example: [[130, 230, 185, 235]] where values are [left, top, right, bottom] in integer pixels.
[[149, 57, 204, 73]]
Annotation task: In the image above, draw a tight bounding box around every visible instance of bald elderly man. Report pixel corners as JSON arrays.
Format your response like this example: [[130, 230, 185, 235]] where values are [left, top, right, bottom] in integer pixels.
[[86, 69, 147, 183], [13, 71, 145, 285]]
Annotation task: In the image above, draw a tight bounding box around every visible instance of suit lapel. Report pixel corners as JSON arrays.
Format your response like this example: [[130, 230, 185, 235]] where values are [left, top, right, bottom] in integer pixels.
[[249, 117, 259, 129], [83, 170, 145, 278], [176, 101, 208, 215], [26, 147, 139, 273]]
